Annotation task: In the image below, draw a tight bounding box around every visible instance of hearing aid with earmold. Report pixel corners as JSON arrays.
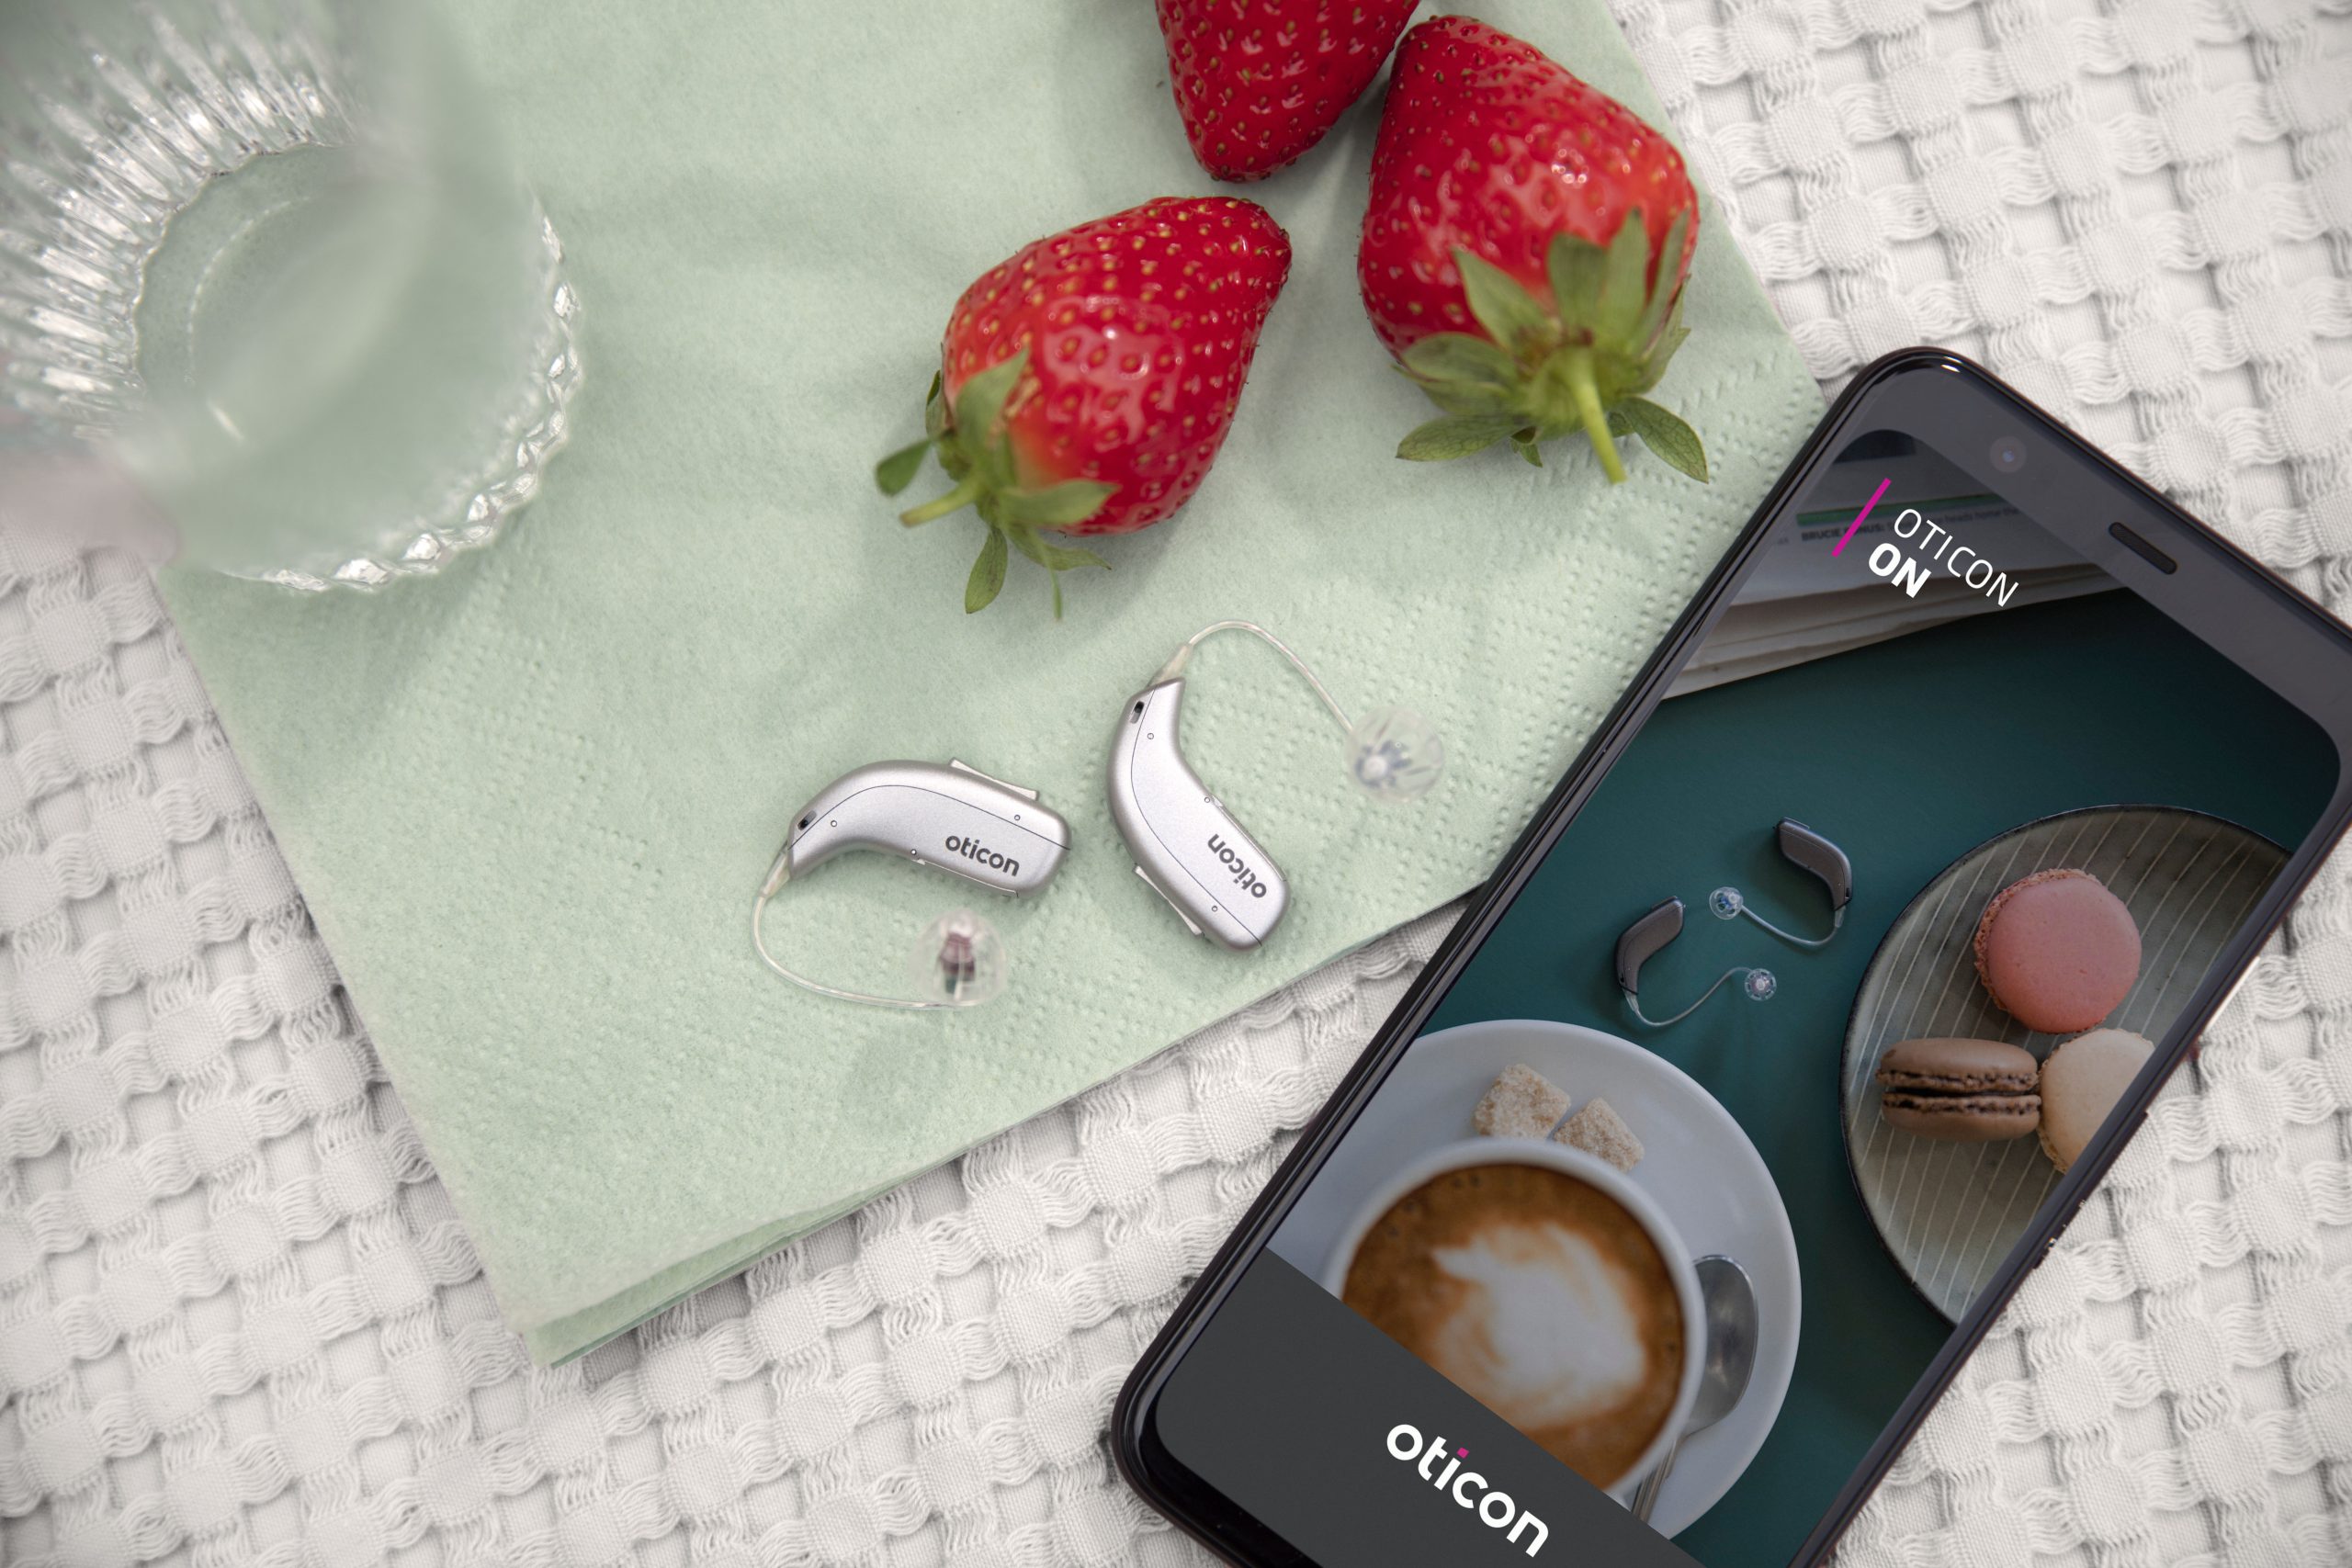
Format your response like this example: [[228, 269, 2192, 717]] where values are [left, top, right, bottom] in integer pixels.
[[1109, 621, 1443, 953], [752, 759, 1069, 1010], [1709, 818, 1851, 948]]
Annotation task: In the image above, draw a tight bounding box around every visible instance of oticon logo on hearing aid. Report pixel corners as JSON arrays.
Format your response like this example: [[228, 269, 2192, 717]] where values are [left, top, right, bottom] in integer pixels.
[[943, 836, 1019, 876], [1385, 1424, 1548, 1556], [1206, 834, 1270, 897]]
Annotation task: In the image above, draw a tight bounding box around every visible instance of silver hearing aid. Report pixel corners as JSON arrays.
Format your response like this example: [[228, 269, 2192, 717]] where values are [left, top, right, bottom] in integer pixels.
[[752, 759, 1070, 1010], [1109, 621, 1442, 953], [1616, 818, 1852, 1028]]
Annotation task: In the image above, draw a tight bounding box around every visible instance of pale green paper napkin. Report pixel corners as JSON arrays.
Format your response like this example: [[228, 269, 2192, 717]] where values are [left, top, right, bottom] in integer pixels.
[[159, 0, 1820, 1362]]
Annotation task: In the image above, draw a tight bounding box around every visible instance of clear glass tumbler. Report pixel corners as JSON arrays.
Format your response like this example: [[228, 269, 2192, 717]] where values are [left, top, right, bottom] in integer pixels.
[[0, 0, 581, 589]]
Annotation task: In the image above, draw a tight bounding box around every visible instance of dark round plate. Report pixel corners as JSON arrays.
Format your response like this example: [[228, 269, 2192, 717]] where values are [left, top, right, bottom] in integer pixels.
[[1838, 806, 2283, 1322]]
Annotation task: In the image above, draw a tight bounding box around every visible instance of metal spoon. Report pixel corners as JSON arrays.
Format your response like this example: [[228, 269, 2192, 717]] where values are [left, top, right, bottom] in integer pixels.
[[1631, 1254, 1759, 1525]]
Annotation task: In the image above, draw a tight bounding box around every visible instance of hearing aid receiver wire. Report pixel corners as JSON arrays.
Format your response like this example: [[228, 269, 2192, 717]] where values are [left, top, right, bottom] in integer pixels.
[[1623, 964, 1777, 1028], [752, 856, 975, 1012], [1154, 620, 1355, 735], [1713, 887, 1843, 949]]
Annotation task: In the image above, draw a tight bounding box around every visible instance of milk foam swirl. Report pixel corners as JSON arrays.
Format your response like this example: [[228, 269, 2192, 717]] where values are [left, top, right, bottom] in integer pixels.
[[1426, 1218, 1650, 1430]]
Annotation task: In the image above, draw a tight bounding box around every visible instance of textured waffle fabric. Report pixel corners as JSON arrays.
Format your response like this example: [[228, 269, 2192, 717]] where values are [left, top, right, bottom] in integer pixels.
[[5, 0, 2352, 1562]]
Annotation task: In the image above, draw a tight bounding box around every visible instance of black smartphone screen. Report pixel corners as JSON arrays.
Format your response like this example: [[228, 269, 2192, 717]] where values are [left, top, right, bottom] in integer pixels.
[[1120, 357, 2352, 1567]]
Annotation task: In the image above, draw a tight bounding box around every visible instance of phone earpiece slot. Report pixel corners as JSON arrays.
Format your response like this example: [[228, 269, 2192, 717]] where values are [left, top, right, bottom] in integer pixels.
[[2108, 521, 2177, 574]]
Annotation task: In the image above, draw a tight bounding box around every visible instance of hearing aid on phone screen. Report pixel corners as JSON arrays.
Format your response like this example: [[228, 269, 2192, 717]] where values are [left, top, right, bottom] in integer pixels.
[[1615, 818, 1852, 1027], [752, 759, 1069, 1010]]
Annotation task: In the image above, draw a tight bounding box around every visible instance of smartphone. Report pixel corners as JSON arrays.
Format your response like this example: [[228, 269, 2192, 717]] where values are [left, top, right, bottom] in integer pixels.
[[1113, 350, 2352, 1567]]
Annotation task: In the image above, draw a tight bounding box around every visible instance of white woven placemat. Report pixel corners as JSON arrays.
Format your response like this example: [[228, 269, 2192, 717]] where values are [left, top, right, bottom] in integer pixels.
[[3, 0, 2349, 1561]]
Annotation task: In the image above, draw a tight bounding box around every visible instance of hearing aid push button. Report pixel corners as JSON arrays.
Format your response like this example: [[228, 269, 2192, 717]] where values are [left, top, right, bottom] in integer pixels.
[[947, 759, 1037, 801], [1134, 864, 1204, 938]]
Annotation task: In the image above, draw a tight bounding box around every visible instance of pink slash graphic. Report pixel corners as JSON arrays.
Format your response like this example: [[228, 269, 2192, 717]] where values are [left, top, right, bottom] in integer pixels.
[[1831, 478, 1893, 557]]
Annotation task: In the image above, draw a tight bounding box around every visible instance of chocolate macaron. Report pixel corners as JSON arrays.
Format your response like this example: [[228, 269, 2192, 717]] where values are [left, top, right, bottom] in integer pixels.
[[1973, 868, 2141, 1033], [1876, 1036, 2041, 1141]]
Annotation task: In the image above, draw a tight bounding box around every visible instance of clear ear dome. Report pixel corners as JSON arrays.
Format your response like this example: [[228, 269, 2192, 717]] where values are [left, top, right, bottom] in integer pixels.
[[906, 908, 1008, 1007], [1346, 705, 1444, 802]]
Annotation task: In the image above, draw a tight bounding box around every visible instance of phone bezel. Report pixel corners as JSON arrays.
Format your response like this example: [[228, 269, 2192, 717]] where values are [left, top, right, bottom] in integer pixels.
[[1112, 348, 2352, 1567]]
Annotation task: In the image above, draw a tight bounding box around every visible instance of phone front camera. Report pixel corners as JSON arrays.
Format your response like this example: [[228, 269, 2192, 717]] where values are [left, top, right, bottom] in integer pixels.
[[1989, 435, 2028, 473]]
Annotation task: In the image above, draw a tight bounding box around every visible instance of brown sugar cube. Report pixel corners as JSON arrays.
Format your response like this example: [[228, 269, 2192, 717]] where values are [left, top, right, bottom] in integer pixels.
[[1555, 1097, 1644, 1172], [1472, 1063, 1571, 1139]]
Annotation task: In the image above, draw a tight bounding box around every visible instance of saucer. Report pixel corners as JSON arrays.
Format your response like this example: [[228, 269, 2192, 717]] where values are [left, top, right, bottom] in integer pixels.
[[1267, 1018, 1801, 1537]]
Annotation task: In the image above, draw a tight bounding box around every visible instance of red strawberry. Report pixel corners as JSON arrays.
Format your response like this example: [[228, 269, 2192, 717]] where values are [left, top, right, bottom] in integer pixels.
[[879, 197, 1291, 615], [1156, 0, 1419, 182], [1359, 16, 1707, 482]]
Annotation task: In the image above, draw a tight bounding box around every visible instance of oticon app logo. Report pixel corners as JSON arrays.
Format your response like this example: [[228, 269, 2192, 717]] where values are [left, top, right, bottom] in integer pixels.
[[1829, 475, 2020, 605], [1385, 1423, 1548, 1556]]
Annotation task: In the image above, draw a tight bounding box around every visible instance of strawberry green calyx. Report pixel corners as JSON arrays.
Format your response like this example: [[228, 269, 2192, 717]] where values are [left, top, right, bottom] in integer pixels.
[[875, 352, 1113, 617], [1393, 212, 1707, 484]]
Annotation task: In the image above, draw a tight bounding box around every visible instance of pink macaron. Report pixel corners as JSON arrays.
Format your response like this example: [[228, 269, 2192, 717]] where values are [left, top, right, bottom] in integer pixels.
[[1973, 868, 2141, 1033]]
